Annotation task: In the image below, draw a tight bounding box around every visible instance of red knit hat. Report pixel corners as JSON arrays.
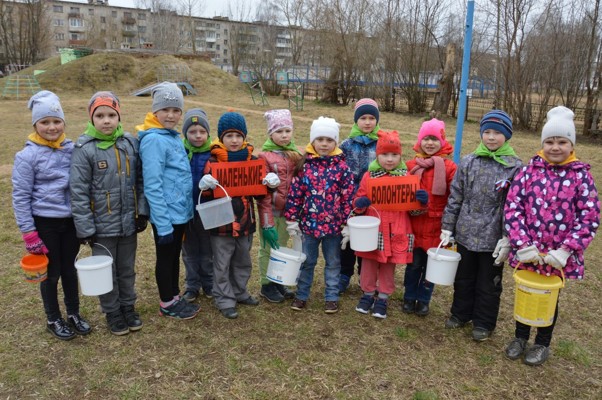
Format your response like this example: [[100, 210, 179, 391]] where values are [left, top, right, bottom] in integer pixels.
[[376, 130, 402, 155]]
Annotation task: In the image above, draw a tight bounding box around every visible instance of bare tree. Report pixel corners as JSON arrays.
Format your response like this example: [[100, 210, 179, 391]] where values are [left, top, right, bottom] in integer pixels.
[[135, 0, 186, 52], [582, 0, 601, 136], [178, 0, 205, 54]]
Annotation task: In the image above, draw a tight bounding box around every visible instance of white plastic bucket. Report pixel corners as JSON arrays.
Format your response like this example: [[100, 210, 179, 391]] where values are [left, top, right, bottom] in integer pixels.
[[267, 247, 307, 286], [197, 183, 235, 229], [74, 244, 113, 296], [425, 242, 461, 286], [347, 207, 381, 252]]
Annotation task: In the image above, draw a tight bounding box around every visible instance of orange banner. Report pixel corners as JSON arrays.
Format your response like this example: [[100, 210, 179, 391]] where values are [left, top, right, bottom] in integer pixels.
[[366, 175, 421, 211], [211, 159, 267, 197]]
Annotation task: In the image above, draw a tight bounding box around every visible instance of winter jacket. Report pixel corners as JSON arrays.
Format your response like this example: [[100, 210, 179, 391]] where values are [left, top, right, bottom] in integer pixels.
[[189, 150, 212, 206], [353, 171, 415, 264], [284, 153, 354, 238], [12, 138, 74, 233], [504, 155, 600, 279], [406, 157, 457, 250], [257, 150, 298, 216], [441, 153, 522, 252], [69, 133, 148, 239], [138, 113, 193, 236], [340, 135, 377, 189]]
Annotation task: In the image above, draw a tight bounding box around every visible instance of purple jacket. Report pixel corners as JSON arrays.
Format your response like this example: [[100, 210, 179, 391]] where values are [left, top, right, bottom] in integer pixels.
[[504, 155, 600, 279]]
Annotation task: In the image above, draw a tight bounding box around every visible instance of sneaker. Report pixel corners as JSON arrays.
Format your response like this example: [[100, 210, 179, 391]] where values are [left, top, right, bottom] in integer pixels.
[[47, 318, 76, 341], [106, 311, 129, 336], [260, 283, 285, 303], [202, 288, 214, 299], [472, 327, 492, 342], [159, 298, 199, 320], [505, 338, 528, 360], [67, 313, 92, 335], [445, 315, 466, 329], [402, 299, 416, 314], [276, 284, 296, 299], [338, 274, 351, 294], [238, 296, 260, 306], [121, 305, 143, 332], [291, 298, 306, 311], [415, 301, 430, 317], [220, 307, 239, 319], [325, 301, 339, 314], [355, 294, 375, 314], [182, 290, 199, 303], [523, 344, 550, 366], [372, 299, 388, 319]]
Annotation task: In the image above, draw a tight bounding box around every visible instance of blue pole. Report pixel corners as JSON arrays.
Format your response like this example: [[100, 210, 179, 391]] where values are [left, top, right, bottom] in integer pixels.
[[453, 0, 475, 164]]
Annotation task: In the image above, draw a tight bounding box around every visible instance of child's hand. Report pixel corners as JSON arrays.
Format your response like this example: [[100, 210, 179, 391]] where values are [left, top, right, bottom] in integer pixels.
[[157, 233, 174, 245], [439, 230, 452, 246], [135, 215, 148, 233], [262, 227, 280, 250], [355, 196, 371, 209], [492, 236, 511, 264], [22, 231, 49, 255], [340, 225, 350, 250], [199, 175, 219, 191], [79, 236, 96, 247], [285, 221, 302, 238], [516, 245, 543, 265], [262, 172, 281, 188], [416, 189, 429, 205], [543, 249, 571, 270]]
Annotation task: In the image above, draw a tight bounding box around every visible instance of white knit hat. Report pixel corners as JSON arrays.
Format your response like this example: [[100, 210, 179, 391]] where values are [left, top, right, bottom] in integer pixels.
[[541, 106, 576, 145], [310, 116, 340, 143]]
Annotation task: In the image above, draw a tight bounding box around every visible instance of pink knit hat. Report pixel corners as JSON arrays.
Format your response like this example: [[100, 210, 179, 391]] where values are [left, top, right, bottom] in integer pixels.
[[264, 109, 293, 135], [413, 118, 453, 154]]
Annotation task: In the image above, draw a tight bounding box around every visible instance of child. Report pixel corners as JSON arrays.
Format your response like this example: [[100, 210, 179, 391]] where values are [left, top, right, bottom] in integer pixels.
[[257, 109, 303, 303], [351, 130, 428, 319], [338, 98, 380, 293], [12, 91, 91, 340], [70, 91, 148, 336], [199, 111, 278, 319], [181, 108, 214, 303], [284, 116, 355, 313], [404, 118, 457, 316], [503, 106, 600, 365], [440, 110, 522, 341], [137, 82, 199, 320]]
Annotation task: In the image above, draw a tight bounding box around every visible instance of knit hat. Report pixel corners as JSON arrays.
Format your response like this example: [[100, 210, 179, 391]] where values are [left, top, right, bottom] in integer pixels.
[[541, 106, 576, 145], [151, 82, 184, 113], [310, 116, 340, 143], [217, 111, 247, 140], [480, 110, 513, 140], [88, 91, 120, 120], [417, 118, 446, 144], [376, 130, 402, 156], [28, 90, 65, 125], [182, 108, 210, 135], [354, 98, 380, 123], [264, 109, 293, 135]]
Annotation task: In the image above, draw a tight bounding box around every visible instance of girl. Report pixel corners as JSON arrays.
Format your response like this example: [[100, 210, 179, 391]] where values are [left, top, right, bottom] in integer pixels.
[[70, 91, 148, 336], [284, 116, 355, 314], [504, 106, 600, 366], [440, 110, 522, 342], [404, 118, 457, 316], [257, 109, 303, 303], [12, 91, 91, 340], [351, 130, 428, 319]]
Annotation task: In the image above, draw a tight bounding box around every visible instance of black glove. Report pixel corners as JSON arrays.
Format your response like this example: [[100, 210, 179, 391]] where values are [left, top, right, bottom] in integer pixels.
[[135, 215, 148, 233], [157, 233, 174, 245], [79, 236, 96, 246], [416, 189, 429, 205]]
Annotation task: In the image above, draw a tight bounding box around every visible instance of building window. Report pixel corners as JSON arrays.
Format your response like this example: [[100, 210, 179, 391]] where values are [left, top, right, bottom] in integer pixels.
[[112, 11, 117, 18], [88, 9, 94, 15], [124, 12, 132, 17], [224, 39, 227, 45], [216, 44, 220, 50], [100, 17, 106, 23], [70, 7, 80, 13], [70, 33, 83, 40], [224, 49, 227, 55], [138, 26, 146, 33], [69, 19, 84, 28], [55, 33, 65, 40], [138, 13, 146, 20], [54, 19, 64, 26], [53, 5, 63, 13], [224, 29, 228, 34]]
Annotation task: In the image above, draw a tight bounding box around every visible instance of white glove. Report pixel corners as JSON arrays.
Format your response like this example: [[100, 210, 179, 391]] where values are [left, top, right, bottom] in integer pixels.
[[340, 225, 350, 250], [440, 230, 452, 246], [516, 245, 543, 265], [544, 249, 571, 270], [262, 172, 281, 188], [492, 236, 511, 264], [199, 174, 219, 191], [285, 220, 302, 238]]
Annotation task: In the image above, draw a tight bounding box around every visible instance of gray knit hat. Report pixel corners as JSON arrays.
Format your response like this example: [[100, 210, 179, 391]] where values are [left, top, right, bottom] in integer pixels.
[[151, 82, 184, 113], [28, 90, 65, 125], [182, 108, 210, 135]]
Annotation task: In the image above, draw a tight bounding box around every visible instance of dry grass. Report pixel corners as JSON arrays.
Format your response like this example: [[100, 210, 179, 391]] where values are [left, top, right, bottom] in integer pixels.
[[0, 54, 601, 399]]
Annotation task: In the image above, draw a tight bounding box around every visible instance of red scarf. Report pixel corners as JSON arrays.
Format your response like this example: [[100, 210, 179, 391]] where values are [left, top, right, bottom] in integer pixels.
[[410, 156, 447, 196]]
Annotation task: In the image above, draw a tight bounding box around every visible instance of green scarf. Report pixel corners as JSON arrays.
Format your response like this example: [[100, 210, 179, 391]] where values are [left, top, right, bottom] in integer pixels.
[[261, 138, 302, 154], [183, 138, 212, 160], [473, 141, 517, 166], [84, 121, 124, 149], [368, 158, 406, 175], [348, 123, 380, 141]]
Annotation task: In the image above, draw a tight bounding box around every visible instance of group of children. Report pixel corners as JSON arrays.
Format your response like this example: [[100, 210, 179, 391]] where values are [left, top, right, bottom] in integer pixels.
[[12, 85, 599, 366]]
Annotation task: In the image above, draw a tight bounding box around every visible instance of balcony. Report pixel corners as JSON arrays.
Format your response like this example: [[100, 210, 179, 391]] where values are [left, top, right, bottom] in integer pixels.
[[68, 39, 86, 46], [277, 33, 291, 40], [205, 36, 216, 43], [68, 12, 82, 18], [68, 26, 85, 32], [122, 30, 136, 37], [122, 17, 136, 25]]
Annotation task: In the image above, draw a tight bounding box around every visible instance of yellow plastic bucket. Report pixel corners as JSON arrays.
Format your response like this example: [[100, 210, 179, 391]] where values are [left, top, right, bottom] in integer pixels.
[[513, 266, 564, 327]]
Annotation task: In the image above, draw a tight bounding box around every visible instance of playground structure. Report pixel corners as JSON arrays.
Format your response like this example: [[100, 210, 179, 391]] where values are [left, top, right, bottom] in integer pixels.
[[239, 71, 269, 106], [131, 64, 197, 96], [1, 74, 41, 99], [276, 71, 304, 111]]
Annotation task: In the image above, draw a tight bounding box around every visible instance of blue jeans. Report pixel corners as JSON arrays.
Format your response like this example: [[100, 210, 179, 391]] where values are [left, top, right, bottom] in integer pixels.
[[404, 247, 435, 303], [296, 233, 341, 302]]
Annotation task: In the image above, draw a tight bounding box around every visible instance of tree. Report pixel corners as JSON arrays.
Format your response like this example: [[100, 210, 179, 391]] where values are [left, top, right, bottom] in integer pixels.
[[135, 0, 186, 52], [178, 0, 205, 54]]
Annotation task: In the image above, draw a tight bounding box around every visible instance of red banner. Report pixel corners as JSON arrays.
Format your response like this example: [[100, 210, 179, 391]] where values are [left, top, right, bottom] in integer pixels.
[[366, 175, 421, 211], [211, 159, 267, 197]]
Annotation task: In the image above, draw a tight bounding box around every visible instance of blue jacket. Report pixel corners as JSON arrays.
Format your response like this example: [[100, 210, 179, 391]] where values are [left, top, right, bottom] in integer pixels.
[[188, 150, 212, 206], [340, 135, 377, 189]]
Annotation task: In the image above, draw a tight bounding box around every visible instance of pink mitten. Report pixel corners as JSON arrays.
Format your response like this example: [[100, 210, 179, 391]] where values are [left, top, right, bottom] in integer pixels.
[[23, 231, 49, 255]]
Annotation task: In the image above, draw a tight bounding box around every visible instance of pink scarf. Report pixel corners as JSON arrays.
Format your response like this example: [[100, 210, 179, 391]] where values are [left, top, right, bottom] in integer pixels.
[[410, 156, 447, 196]]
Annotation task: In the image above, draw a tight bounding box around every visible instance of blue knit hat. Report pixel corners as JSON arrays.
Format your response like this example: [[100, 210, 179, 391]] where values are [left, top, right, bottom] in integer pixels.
[[182, 108, 210, 136], [354, 98, 380, 123], [217, 112, 247, 141], [480, 110, 513, 140], [28, 90, 65, 125]]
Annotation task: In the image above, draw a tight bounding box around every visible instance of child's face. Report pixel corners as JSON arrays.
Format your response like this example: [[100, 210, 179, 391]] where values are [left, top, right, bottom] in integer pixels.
[[186, 125, 209, 147], [271, 127, 293, 147], [312, 137, 336, 156], [154, 107, 182, 130], [92, 105, 119, 135], [34, 117, 65, 142], [221, 132, 245, 152], [421, 135, 442, 156], [542, 136, 573, 164], [481, 129, 506, 151], [377, 152, 402, 171], [357, 114, 377, 134]]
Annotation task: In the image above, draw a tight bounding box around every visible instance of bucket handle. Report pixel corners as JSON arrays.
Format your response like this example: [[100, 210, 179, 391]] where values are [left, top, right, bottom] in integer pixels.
[[75, 242, 113, 263], [347, 205, 381, 222], [198, 183, 231, 205], [512, 258, 566, 288]]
